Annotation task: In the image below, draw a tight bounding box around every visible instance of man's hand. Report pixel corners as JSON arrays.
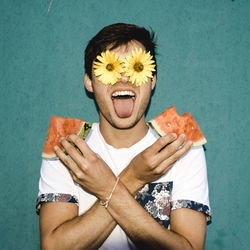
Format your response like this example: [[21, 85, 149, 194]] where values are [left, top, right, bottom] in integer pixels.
[[56, 133, 193, 198], [55, 134, 117, 201], [120, 133, 193, 194]]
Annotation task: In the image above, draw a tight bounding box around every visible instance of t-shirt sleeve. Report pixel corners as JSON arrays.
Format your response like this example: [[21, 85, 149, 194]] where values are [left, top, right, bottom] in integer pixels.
[[36, 158, 79, 214], [171, 146, 211, 224]]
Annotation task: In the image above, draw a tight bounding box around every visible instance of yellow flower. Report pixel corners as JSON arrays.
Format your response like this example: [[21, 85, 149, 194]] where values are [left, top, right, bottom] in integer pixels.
[[93, 50, 124, 85], [124, 48, 156, 86]]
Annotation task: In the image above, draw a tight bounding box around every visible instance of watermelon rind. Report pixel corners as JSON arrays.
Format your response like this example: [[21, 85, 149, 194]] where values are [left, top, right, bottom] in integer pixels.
[[148, 119, 207, 147], [41, 152, 58, 159], [77, 122, 92, 139], [147, 120, 165, 137]]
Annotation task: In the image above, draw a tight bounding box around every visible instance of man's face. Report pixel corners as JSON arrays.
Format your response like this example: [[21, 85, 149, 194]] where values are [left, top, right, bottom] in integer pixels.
[[84, 41, 156, 130]]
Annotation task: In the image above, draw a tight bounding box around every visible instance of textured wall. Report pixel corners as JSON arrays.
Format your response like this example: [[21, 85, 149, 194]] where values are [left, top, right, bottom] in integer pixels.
[[1, 0, 249, 249]]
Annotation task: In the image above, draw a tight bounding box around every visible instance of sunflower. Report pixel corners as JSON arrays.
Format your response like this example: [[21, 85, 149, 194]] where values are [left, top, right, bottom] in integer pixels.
[[93, 50, 124, 85], [124, 48, 156, 86]]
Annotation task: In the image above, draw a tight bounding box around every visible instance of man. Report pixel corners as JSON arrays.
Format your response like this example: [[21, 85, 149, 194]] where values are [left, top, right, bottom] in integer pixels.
[[37, 23, 211, 249]]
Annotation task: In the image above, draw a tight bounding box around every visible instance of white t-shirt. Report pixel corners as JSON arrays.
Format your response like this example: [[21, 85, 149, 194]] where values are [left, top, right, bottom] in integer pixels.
[[37, 123, 211, 250]]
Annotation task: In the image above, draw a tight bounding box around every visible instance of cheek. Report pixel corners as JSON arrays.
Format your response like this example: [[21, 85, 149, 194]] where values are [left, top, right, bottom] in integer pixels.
[[93, 86, 110, 110], [92, 80, 108, 96], [141, 84, 153, 99], [137, 87, 152, 111]]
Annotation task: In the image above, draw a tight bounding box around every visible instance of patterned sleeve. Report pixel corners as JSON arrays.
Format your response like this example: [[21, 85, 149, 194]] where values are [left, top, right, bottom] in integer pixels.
[[171, 146, 212, 224], [36, 158, 79, 214], [135, 146, 211, 228]]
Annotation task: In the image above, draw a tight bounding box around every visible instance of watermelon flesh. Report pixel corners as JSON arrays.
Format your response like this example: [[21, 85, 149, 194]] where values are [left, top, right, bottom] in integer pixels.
[[148, 106, 207, 147], [42, 116, 92, 159], [42, 107, 206, 159]]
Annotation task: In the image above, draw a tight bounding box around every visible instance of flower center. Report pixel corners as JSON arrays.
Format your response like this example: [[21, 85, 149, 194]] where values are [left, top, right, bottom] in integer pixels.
[[133, 62, 144, 72], [106, 63, 114, 71]]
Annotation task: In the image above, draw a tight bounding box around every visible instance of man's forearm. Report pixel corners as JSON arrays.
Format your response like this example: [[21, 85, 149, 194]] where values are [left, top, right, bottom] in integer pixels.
[[40, 201, 116, 250], [40, 173, 143, 250], [106, 181, 194, 250], [41, 177, 199, 250]]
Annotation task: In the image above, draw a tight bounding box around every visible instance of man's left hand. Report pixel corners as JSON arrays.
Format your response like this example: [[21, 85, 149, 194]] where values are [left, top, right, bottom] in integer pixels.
[[55, 134, 117, 201]]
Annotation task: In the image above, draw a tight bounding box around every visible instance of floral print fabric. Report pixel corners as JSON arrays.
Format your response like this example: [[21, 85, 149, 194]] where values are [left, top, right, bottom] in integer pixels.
[[171, 200, 211, 224], [136, 182, 211, 228], [135, 182, 173, 228], [36, 193, 78, 214]]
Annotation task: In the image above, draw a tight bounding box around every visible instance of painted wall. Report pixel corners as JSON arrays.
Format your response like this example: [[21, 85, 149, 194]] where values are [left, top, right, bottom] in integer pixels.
[[1, 0, 249, 249]]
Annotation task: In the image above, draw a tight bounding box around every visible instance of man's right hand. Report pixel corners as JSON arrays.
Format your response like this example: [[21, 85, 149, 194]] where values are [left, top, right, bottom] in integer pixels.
[[120, 133, 193, 195]]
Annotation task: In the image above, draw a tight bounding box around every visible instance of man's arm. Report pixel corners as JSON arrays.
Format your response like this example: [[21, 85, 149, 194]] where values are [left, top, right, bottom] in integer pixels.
[[39, 134, 205, 249], [106, 180, 206, 250], [40, 185, 206, 250], [40, 200, 116, 250]]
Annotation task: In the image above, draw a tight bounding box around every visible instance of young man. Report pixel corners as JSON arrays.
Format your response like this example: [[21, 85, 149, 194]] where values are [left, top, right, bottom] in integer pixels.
[[37, 23, 211, 249]]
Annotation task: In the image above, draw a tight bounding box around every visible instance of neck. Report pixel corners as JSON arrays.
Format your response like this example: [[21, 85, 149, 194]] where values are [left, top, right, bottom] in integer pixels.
[[99, 117, 149, 148]]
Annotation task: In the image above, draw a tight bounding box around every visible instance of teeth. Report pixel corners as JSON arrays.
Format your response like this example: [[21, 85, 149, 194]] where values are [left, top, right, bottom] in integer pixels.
[[112, 91, 135, 97]]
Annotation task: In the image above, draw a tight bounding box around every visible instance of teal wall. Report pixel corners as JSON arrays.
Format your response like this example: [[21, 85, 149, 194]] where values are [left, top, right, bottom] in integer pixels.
[[1, 0, 249, 249]]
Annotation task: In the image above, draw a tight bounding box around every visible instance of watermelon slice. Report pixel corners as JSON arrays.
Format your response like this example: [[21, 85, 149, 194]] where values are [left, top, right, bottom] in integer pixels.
[[148, 106, 207, 147], [42, 107, 206, 159], [42, 116, 92, 159]]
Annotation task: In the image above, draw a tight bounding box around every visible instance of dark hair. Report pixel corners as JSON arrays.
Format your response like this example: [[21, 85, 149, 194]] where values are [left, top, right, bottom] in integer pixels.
[[84, 23, 157, 79]]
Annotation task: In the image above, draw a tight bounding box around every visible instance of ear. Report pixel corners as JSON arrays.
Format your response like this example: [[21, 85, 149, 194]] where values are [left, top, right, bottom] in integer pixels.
[[151, 75, 156, 90], [84, 74, 93, 93]]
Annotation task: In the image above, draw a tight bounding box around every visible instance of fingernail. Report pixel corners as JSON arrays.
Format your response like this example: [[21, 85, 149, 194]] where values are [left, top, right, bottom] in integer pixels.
[[59, 137, 65, 142], [187, 140, 193, 146], [181, 134, 186, 139], [54, 146, 58, 151], [172, 133, 177, 138]]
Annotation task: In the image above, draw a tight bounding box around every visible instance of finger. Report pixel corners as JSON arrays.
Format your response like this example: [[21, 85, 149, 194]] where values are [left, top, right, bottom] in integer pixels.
[[147, 133, 178, 155], [66, 134, 96, 159], [54, 145, 83, 176], [60, 137, 85, 167], [178, 140, 193, 155], [155, 134, 186, 163], [69, 170, 80, 184], [161, 163, 175, 175], [157, 140, 193, 173]]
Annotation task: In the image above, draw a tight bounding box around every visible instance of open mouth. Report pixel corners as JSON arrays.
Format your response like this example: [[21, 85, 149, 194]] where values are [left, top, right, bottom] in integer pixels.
[[112, 90, 135, 99], [111, 90, 136, 118]]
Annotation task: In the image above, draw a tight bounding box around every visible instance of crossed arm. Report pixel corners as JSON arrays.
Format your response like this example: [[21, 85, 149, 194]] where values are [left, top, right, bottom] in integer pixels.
[[39, 134, 207, 250]]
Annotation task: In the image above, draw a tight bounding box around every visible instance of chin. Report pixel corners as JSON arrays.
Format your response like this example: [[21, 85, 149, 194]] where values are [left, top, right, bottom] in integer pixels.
[[109, 115, 143, 130]]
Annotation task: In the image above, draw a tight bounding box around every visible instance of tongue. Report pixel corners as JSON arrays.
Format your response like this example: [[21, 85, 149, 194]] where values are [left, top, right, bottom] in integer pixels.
[[113, 98, 134, 118]]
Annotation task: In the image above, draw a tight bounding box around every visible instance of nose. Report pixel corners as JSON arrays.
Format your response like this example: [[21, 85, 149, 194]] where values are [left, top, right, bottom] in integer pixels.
[[120, 72, 129, 82]]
